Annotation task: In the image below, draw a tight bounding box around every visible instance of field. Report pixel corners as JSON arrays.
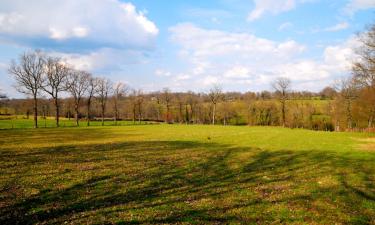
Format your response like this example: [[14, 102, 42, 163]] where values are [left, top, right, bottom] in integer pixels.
[[0, 123, 374, 224]]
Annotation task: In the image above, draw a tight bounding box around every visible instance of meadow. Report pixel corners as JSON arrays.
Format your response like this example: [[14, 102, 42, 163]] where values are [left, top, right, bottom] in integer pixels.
[[0, 122, 374, 224]]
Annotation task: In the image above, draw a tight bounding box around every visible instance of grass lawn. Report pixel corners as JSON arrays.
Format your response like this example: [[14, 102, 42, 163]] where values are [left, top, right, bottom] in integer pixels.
[[0, 124, 374, 224]]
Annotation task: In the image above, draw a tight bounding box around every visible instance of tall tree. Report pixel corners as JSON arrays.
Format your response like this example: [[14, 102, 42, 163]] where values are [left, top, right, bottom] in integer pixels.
[[41, 56, 69, 127], [335, 78, 357, 129], [66, 70, 89, 126], [272, 77, 291, 127], [162, 88, 173, 123], [352, 23, 375, 128], [113, 82, 128, 125], [9, 51, 45, 128], [96, 78, 112, 126], [208, 85, 223, 125], [85, 75, 97, 126]]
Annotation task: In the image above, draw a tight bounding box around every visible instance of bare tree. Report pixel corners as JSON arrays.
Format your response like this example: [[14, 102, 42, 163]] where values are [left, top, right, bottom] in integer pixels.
[[135, 90, 144, 124], [208, 85, 223, 125], [96, 78, 112, 126], [41, 56, 69, 127], [334, 78, 357, 129], [85, 75, 98, 126], [352, 23, 375, 128], [9, 51, 45, 128], [272, 77, 291, 127], [66, 70, 89, 126], [162, 88, 173, 123], [113, 82, 128, 125]]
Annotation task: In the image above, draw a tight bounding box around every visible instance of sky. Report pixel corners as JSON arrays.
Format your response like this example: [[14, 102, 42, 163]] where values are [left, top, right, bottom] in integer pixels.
[[0, 0, 374, 98]]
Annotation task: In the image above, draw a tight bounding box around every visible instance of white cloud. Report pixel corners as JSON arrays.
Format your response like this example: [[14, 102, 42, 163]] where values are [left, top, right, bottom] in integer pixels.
[[224, 66, 251, 79], [53, 48, 149, 72], [278, 22, 293, 31], [248, 0, 296, 21], [0, 0, 158, 49], [168, 23, 358, 91], [155, 69, 172, 77], [324, 22, 349, 32], [344, 0, 375, 15]]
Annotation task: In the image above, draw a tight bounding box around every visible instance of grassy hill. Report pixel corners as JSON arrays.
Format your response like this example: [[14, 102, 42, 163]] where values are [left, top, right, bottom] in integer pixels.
[[0, 125, 374, 224]]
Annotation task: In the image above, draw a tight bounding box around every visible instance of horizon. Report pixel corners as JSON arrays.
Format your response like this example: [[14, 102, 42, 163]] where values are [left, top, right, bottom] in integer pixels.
[[0, 0, 374, 98]]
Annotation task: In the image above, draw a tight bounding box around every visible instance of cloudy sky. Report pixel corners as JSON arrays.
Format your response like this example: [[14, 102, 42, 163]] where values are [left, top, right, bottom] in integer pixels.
[[0, 0, 374, 97]]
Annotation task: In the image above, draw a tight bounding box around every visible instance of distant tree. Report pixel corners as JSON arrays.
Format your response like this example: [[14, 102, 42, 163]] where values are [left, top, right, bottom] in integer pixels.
[[113, 82, 128, 125], [208, 85, 223, 125], [96, 78, 112, 126], [320, 86, 337, 99], [9, 50, 45, 128], [85, 75, 98, 126], [130, 89, 144, 124], [162, 88, 173, 123], [272, 77, 291, 127], [41, 56, 69, 127], [334, 78, 357, 129], [66, 70, 89, 126]]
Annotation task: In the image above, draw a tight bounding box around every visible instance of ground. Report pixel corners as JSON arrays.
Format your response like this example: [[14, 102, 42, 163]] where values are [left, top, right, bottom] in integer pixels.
[[0, 123, 374, 224]]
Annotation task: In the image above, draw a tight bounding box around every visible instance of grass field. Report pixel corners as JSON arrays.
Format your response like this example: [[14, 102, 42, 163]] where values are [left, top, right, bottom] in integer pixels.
[[0, 117, 149, 129], [0, 124, 374, 224]]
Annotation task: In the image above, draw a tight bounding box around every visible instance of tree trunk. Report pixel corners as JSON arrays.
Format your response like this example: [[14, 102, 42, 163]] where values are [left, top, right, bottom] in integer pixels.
[[212, 103, 216, 125], [33, 95, 38, 128], [86, 100, 91, 126], [54, 97, 59, 127], [75, 104, 79, 126], [281, 100, 286, 127], [101, 106, 105, 126]]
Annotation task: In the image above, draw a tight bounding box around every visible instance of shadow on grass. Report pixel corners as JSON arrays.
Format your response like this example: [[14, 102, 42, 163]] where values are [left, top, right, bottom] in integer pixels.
[[0, 140, 374, 224]]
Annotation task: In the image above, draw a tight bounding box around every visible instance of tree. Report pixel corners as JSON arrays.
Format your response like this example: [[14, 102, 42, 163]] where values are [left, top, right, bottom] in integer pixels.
[[113, 82, 128, 125], [96, 78, 112, 126], [208, 85, 223, 125], [66, 70, 89, 126], [9, 50, 45, 128], [352, 23, 375, 128], [162, 88, 173, 123], [41, 56, 69, 127], [85, 75, 98, 126], [334, 77, 357, 129], [272, 77, 291, 127]]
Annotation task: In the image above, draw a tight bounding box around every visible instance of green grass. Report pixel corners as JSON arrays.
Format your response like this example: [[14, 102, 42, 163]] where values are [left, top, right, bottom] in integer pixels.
[[0, 125, 374, 224], [0, 117, 150, 129]]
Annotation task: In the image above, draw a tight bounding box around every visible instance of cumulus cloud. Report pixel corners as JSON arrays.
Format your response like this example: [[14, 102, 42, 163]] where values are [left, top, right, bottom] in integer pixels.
[[0, 0, 158, 50], [168, 23, 358, 91]]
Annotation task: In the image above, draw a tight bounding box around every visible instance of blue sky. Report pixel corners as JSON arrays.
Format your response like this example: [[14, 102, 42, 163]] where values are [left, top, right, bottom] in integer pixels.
[[0, 0, 374, 97]]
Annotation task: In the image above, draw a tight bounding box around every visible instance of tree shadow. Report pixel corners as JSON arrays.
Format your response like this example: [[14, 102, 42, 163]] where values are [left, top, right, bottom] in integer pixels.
[[0, 140, 374, 224]]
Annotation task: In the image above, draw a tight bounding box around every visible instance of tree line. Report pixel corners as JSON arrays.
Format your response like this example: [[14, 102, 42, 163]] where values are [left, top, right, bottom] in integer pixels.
[[2, 23, 374, 131]]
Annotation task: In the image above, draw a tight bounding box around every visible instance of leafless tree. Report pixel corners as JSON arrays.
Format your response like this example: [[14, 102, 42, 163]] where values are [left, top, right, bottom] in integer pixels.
[[9, 50, 45, 128], [85, 75, 98, 126], [353, 23, 375, 88], [208, 85, 223, 125], [334, 77, 357, 129], [66, 69, 89, 126], [352, 23, 375, 128], [113, 82, 128, 125], [162, 88, 173, 123], [272, 77, 291, 127], [96, 78, 112, 126], [41, 56, 69, 127]]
